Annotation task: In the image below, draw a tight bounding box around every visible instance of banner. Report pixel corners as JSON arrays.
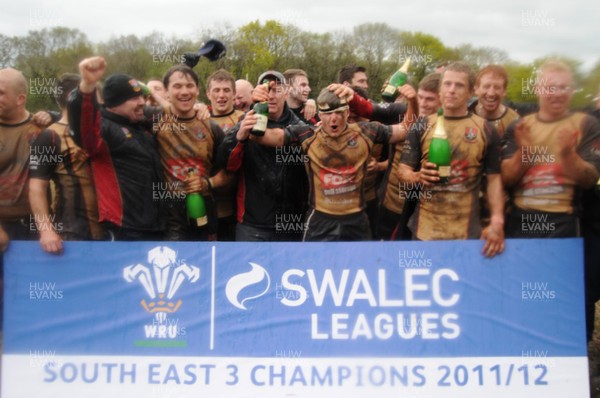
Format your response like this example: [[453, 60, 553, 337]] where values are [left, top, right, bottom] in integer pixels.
[[2, 239, 589, 397]]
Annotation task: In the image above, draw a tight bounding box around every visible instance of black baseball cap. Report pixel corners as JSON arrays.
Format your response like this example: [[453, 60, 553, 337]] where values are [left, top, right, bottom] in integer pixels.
[[103, 74, 145, 108], [257, 71, 286, 86]]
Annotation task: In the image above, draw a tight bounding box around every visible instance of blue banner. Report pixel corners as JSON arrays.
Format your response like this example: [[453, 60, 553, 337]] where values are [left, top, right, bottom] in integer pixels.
[[2, 239, 589, 397]]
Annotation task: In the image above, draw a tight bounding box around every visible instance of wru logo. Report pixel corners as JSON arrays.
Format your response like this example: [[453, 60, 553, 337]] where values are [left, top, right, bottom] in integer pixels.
[[123, 246, 200, 313], [123, 246, 200, 340]]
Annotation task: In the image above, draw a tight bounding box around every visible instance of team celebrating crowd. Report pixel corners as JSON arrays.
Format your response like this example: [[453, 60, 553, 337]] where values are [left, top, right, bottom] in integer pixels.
[[0, 53, 599, 341]]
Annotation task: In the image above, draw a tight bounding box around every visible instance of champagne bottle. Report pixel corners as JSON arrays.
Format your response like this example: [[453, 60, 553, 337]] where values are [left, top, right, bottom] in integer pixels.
[[381, 57, 411, 103], [186, 170, 207, 227], [428, 109, 451, 184], [251, 80, 270, 136], [139, 81, 150, 97]]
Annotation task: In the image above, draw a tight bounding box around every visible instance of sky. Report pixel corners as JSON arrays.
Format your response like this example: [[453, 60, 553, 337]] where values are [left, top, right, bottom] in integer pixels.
[[2, 0, 599, 71]]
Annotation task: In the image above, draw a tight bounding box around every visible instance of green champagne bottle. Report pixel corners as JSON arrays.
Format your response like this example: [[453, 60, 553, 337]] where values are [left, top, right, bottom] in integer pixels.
[[251, 80, 270, 136], [428, 109, 451, 184], [186, 170, 207, 227], [381, 57, 411, 103], [139, 81, 150, 97]]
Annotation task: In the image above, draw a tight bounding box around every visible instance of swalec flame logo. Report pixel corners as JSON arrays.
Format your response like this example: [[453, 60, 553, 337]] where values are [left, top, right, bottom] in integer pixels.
[[226, 262, 271, 310]]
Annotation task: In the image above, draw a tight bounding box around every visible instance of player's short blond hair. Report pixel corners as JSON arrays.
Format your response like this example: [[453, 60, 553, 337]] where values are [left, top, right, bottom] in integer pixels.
[[536, 59, 572, 80]]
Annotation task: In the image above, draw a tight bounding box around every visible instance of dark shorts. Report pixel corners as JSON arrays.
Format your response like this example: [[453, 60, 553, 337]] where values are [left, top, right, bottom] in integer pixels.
[[365, 198, 380, 240], [506, 208, 580, 238], [103, 222, 165, 241], [303, 209, 371, 242], [217, 215, 237, 242], [377, 206, 405, 241], [235, 223, 277, 242], [235, 222, 303, 242]]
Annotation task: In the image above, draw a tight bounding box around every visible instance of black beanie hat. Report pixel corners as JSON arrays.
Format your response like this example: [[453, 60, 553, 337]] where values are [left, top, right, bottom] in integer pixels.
[[103, 74, 144, 108]]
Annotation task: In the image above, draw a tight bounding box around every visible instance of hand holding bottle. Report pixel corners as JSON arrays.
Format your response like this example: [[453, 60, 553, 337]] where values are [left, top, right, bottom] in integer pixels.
[[237, 110, 257, 141], [185, 169, 208, 227], [418, 161, 442, 186], [397, 84, 416, 101], [250, 80, 271, 136], [184, 170, 211, 195], [251, 81, 271, 103], [428, 109, 451, 183], [382, 57, 411, 102]]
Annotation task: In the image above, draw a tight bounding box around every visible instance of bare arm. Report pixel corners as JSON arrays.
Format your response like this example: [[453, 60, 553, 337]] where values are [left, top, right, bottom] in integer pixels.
[[561, 153, 599, 188], [501, 120, 531, 187], [389, 123, 409, 144], [208, 170, 234, 190], [184, 169, 235, 196], [79, 56, 106, 93], [481, 174, 505, 258], [501, 153, 530, 187], [398, 161, 442, 186], [69, 56, 106, 157], [29, 178, 63, 254], [0, 223, 8, 253], [367, 159, 389, 173], [558, 129, 600, 188], [398, 163, 420, 185]]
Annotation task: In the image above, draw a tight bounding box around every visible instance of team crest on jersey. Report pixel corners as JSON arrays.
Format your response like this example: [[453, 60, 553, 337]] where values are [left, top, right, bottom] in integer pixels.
[[121, 127, 132, 139], [347, 137, 358, 148], [464, 127, 478, 142], [193, 127, 205, 140]]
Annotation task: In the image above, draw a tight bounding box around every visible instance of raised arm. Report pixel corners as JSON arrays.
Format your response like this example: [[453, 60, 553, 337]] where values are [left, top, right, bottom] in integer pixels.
[[68, 56, 106, 156], [235, 110, 285, 147], [79, 56, 106, 94], [389, 85, 418, 143], [328, 83, 411, 125]]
